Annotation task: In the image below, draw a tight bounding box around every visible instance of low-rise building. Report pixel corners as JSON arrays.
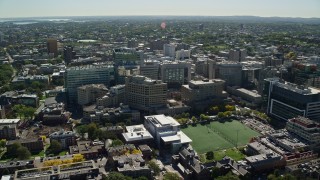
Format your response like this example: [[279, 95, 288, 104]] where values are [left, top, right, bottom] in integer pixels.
[[0, 160, 34, 175], [14, 161, 99, 180], [111, 154, 151, 179], [245, 152, 285, 172], [0, 124, 17, 140], [69, 141, 104, 159], [144, 114, 192, 154], [286, 116, 320, 150], [49, 130, 77, 149], [106, 144, 136, 158], [172, 147, 211, 180], [38, 97, 70, 125], [122, 125, 154, 146], [6, 138, 44, 152]]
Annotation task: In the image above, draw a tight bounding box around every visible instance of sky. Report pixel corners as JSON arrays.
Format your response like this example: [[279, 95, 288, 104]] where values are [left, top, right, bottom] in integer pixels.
[[0, 0, 319, 18]]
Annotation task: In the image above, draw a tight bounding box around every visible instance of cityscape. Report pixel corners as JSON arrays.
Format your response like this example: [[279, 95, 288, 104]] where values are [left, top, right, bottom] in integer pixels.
[[0, 1, 320, 180]]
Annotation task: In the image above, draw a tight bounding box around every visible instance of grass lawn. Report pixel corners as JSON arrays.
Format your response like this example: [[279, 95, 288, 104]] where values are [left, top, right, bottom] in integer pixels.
[[182, 124, 234, 154], [182, 120, 260, 154], [210, 120, 260, 146], [213, 148, 245, 161]]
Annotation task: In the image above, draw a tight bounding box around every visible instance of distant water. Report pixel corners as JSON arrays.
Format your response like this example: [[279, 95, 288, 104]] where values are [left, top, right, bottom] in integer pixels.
[[13, 22, 38, 25], [78, 40, 97, 43]]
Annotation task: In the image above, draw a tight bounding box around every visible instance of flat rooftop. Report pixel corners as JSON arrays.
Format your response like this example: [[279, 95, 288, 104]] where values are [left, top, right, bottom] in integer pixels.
[[236, 88, 261, 98], [123, 125, 154, 142], [145, 114, 180, 127], [161, 131, 192, 144], [0, 119, 20, 124]]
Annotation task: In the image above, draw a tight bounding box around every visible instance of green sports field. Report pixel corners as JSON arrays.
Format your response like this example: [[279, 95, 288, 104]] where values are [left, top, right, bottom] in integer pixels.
[[182, 120, 260, 154]]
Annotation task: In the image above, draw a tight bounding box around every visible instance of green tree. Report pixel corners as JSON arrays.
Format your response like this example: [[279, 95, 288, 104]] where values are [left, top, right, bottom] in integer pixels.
[[216, 172, 240, 180], [163, 172, 180, 180], [49, 140, 62, 154], [0, 139, 6, 148], [111, 139, 124, 147], [17, 146, 31, 160], [102, 172, 132, 180], [7, 142, 21, 156], [76, 125, 88, 139], [211, 166, 220, 178], [217, 112, 225, 118], [148, 160, 161, 175], [87, 123, 98, 140], [191, 116, 197, 123], [206, 151, 214, 160]]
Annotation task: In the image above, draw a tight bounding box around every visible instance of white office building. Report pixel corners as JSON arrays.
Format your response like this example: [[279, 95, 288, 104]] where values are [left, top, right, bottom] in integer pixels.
[[144, 114, 192, 153]]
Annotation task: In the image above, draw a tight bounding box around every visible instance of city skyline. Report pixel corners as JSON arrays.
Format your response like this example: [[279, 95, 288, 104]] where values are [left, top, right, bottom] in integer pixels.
[[0, 0, 319, 18]]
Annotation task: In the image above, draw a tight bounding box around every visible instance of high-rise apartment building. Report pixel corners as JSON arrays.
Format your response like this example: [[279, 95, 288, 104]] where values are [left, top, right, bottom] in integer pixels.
[[159, 61, 191, 87], [264, 78, 320, 122], [65, 63, 114, 104], [229, 49, 247, 62], [47, 38, 58, 57], [63, 46, 75, 64], [125, 75, 167, 111]]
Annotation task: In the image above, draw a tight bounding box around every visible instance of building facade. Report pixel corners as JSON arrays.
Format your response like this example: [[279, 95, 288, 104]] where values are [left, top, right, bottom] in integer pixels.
[[264, 78, 320, 122], [125, 75, 167, 111], [64, 63, 114, 104], [77, 84, 108, 105]]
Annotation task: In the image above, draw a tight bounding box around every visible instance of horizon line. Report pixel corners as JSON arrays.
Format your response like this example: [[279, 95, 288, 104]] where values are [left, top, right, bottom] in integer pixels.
[[1, 14, 320, 20]]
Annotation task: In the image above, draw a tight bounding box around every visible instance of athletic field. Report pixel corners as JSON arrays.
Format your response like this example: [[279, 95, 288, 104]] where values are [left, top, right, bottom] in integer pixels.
[[182, 120, 260, 154]]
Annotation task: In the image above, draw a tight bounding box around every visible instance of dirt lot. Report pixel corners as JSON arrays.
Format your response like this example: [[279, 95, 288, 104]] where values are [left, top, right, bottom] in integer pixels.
[[20, 124, 73, 139]]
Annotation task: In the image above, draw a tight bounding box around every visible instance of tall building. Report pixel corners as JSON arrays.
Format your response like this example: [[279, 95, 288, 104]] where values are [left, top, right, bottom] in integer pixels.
[[229, 49, 247, 62], [216, 61, 242, 86], [113, 48, 144, 66], [159, 61, 191, 87], [47, 38, 58, 57], [163, 44, 176, 57], [113, 48, 144, 83], [176, 49, 191, 60], [140, 60, 160, 80], [125, 75, 167, 111], [292, 62, 320, 88], [181, 79, 225, 105], [77, 84, 108, 105], [264, 78, 320, 122], [149, 39, 169, 51], [195, 58, 216, 79], [64, 63, 114, 104], [63, 46, 75, 64]]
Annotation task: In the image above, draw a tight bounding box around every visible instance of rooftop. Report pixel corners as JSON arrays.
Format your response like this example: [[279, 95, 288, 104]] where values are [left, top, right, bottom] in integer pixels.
[[145, 114, 180, 127], [0, 119, 20, 124], [123, 125, 154, 142]]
